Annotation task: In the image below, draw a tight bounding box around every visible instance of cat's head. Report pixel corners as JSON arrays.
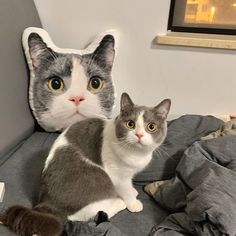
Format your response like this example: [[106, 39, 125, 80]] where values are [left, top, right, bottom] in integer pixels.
[[23, 28, 116, 131], [115, 93, 171, 153]]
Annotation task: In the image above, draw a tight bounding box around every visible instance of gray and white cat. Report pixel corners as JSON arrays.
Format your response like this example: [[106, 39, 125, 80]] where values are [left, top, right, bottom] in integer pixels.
[[26, 30, 115, 131], [0, 93, 171, 236]]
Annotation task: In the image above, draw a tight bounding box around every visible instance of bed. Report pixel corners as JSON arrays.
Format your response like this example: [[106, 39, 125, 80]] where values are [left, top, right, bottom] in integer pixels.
[[2, 114, 233, 236]]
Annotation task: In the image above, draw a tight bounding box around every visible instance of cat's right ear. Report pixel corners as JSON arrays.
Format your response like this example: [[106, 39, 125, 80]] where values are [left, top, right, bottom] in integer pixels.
[[92, 34, 115, 69], [28, 33, 54, 69], [154, 99, 171, 119], [120, 93, 134, 111]]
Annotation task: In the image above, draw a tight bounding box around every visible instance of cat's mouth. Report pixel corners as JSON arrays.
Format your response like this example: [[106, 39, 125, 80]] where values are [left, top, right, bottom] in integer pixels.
[[70, 110, 87, 119], [137, 141, 145, 147]]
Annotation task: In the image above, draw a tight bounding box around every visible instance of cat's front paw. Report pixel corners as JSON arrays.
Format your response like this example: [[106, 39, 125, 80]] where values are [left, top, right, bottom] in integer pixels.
[[127, 199, 143, 213], [131, 188, 138, 198]]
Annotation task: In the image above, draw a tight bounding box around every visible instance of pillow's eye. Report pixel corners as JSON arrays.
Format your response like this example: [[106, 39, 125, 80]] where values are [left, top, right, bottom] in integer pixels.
[[126, 120, 135, 129], [48, 77, 64, 92], [147, 123, 157, 133], [88, 76, 104, 92]]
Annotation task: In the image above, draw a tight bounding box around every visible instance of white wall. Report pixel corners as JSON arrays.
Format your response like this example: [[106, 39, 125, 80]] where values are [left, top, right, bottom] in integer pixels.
[[34, 0, 236, 116]]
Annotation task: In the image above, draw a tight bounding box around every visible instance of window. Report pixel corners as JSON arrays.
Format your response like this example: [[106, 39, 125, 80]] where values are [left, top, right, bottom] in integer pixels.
[[168, 0, 236, 35]]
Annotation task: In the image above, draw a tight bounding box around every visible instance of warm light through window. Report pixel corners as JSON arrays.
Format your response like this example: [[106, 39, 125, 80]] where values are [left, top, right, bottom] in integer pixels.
[[184, 0, 236, 25]]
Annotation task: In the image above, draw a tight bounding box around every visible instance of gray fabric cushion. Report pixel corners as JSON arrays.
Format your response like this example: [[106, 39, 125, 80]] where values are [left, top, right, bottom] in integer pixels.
[[0, 132, 58, 235], [0, 131, 167, 236], [0, 0, 41, 161]]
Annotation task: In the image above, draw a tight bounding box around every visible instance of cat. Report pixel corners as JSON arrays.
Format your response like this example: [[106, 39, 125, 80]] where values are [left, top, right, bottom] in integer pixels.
[[26, 31, 116, 131], [0, 93, 171, 236]]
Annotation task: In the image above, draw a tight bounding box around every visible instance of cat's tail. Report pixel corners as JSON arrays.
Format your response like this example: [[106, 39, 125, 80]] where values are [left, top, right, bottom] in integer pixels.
[[0, 205, 63, 236]]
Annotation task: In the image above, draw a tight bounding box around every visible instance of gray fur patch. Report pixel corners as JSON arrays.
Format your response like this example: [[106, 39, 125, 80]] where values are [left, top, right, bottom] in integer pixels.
[[39, 118, 117, 215], [33, 53, 74, 114], [65, 118, 105, 165], [40, 145, 117, 216]]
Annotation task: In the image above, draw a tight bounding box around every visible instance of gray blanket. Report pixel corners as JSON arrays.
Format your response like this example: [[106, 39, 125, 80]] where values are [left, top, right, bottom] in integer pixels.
[[151, 136, 236, 236], [61, 212, 127, 236]]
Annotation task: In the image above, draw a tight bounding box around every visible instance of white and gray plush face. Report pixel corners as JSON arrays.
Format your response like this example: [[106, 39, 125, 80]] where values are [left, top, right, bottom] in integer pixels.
[[28, 33, 115, 131], [115, 93, 171, 153]]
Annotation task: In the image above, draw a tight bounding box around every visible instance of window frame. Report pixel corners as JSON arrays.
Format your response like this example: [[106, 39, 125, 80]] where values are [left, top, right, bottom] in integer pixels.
[[168, 0, 236, 36]]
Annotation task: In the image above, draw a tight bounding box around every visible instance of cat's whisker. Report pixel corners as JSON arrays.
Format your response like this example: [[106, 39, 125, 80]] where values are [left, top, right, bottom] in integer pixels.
[[80, 108, 107, 120], [158, 147, 170, 157], [159, 143, 169, 148], [153, 147, 169, 159], [153, 149, 163, 159], [112, 138, 134, 150], [112, 139, 127, 146]]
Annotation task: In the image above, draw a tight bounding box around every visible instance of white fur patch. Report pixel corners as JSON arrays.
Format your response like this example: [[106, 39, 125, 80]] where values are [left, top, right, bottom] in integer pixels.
[[68, 198, 126, 221], [43, 129, 69, 171], [79, 150, 104, 171], [101, 120, 153, 211], [0, 182, 5, 202], [126, 112, 154, 147], [102, 120, 153, 185]]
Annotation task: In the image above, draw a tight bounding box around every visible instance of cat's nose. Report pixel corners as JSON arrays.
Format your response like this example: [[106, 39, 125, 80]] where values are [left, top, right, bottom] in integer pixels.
[[135, 133, 144, 140], [69, 96, 85, 106]]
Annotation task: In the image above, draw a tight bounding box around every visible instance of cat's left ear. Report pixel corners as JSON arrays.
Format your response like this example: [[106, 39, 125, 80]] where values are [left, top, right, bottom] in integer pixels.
[[154, 99, 171, 119], [120, 93, 134, 111], [93, 35, 115, 69]]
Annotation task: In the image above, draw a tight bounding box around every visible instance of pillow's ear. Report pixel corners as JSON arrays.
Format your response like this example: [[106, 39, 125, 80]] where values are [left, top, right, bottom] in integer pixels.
[[92, 34, 115, 69], [120, 93, 134, 111], [28, 33, 55, 69], [154, 99, 171, 119]]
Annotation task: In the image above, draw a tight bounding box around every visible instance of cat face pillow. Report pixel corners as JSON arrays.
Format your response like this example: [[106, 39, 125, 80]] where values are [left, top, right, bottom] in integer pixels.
[[22, 27, 117, 131]]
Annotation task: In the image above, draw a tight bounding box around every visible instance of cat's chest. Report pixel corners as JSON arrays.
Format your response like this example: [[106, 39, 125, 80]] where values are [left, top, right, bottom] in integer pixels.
[[101, 142, 152, 179]]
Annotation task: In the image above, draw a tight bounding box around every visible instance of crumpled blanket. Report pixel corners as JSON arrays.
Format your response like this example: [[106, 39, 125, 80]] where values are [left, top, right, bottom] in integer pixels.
[[61, 211, 127, 236], [202, 118, 236, 140], [150, 136, 236, 236]]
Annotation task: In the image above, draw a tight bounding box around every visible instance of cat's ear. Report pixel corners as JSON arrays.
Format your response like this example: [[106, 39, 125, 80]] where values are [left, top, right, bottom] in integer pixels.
[[28, 33, 54, 69], [93, 35, 115, 68], [154, 99, 171, 119], [120, 93, 134, 111]]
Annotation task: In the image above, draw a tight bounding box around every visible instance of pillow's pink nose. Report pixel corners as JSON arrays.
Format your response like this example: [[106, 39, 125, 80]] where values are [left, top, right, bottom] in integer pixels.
[[69, 96, 85, 106]]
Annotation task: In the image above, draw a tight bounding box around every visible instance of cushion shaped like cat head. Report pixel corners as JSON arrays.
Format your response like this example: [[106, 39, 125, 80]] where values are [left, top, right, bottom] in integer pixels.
[[22, 27, 117, 132]]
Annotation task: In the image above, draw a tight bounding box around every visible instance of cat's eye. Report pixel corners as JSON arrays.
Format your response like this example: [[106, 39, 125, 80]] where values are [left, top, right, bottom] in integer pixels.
[[126, 120, 135, 129], [88, 76, 104, 92], [48, 77, 64, 92], [147, 123, 157, 133]]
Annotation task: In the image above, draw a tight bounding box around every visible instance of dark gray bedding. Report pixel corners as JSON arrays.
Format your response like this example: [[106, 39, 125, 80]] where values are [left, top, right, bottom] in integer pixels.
[[151, 135, 236, 235], [0, 115, 227, 236]]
